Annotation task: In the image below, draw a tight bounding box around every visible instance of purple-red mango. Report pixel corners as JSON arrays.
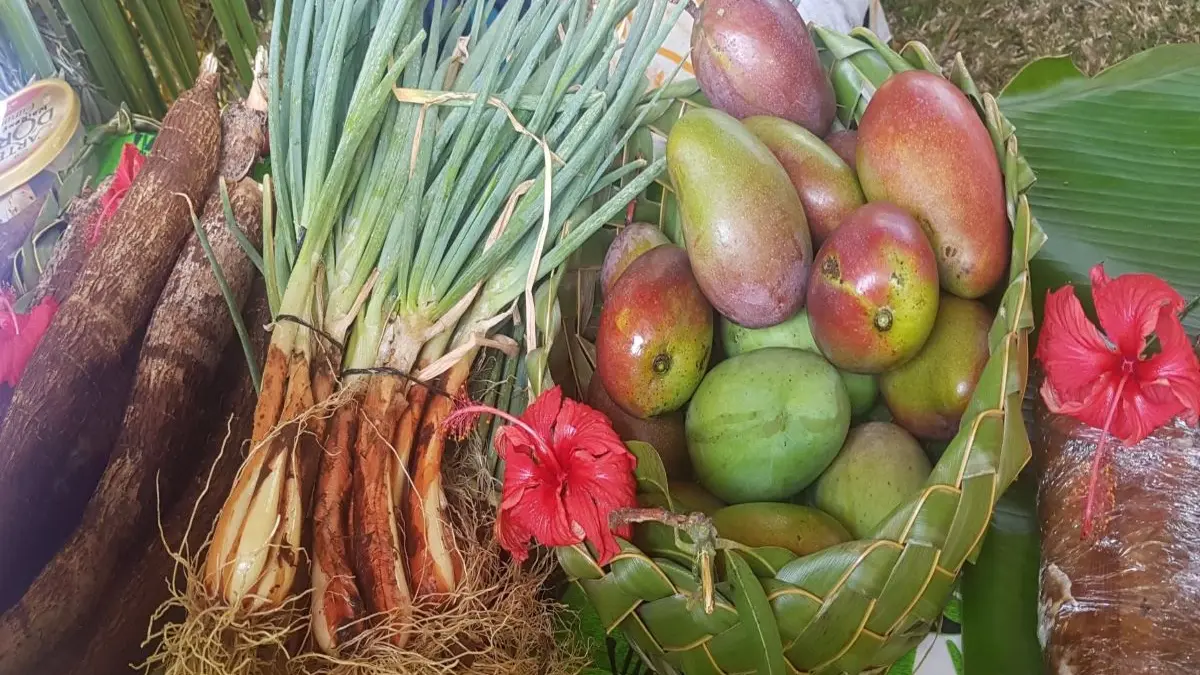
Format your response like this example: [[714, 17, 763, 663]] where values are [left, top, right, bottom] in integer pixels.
[[744, 116, 865, 246], [807, 203, 940, 373], [857, 70, 1009, 299], [596, 245, 714, 418], [691, 0, 835, 136], [600, 223, 670, 294], [824, 130, 858, 170], [586, 376, 691, 480], [667, 108, 812, 328]]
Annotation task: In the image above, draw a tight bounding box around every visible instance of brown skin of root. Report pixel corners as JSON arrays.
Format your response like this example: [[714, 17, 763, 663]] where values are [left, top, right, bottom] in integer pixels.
[[404, 358, 470, 599], [0, 70, 222, 609], [35, 291, 270, 675], [313, 401, 366, 653], [351, 375, 412, 647], [0, 179, 263, 675]]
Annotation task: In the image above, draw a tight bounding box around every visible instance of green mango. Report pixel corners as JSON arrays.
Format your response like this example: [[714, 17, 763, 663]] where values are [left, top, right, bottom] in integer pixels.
[[811, 422, 932, 538], [720, 310, 878, 418], [686, 348, 850, 503], [667, 108, 813, 328], [711, 502, 850, 557]]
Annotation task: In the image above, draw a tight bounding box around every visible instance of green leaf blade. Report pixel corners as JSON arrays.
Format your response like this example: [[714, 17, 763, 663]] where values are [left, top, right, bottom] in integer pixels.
[[725, 551, 787, 675], [1000, 45, 1200, 332]]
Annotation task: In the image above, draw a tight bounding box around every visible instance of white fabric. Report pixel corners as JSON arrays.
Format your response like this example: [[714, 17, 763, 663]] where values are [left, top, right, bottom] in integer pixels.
[[637, 0, 891, 90], [799, 0, 891, 41]]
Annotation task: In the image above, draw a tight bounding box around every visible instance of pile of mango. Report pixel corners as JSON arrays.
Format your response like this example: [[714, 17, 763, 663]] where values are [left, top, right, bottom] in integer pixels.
[[590, 0, 1010, 550]]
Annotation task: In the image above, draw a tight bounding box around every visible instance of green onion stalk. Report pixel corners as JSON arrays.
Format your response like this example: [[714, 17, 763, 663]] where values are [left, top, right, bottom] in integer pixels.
[[192, 0, 686, 661]]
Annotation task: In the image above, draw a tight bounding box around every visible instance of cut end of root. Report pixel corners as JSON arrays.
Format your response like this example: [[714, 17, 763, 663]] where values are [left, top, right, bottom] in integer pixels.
[[201, 53, 220, 77]]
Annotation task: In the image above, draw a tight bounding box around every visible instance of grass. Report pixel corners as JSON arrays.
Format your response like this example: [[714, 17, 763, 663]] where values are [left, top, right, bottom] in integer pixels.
[[887, 0, 1200, 91]]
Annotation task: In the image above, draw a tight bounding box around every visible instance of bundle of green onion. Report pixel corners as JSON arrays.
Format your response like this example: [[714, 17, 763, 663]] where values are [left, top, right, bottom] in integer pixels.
[[196, 0, 686, 658]]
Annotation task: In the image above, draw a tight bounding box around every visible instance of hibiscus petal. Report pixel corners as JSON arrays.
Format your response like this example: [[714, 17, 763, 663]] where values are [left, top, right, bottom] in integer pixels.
[[496, 508, 533, 563], [1037, 285, 1121, 403], [521, 385, 563, 441], [499, 442, 576, 549], [562, 445, 637, 566], [1091, 264, 1184, 358], [554, 398, 632, 459]]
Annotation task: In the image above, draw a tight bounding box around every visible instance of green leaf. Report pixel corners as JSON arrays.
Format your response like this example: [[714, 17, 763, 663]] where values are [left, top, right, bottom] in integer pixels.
[[947, 640, 965, 675], [725, 551, 787, 675], [999, 45, 1200, 332], [961, 475, 1044, 675], [886, 648, 916, 675], [626, 440, 670, 503]]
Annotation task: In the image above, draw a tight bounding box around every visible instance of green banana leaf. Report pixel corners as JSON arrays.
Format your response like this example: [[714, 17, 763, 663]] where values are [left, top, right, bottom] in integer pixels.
[[961, 475, 1043, 675], [998, 45, 1200, 332]]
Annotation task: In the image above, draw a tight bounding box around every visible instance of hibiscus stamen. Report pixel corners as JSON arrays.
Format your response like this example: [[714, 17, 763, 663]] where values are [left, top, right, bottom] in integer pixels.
[[1081, 371, 1132, 539], [443, 403, 553, 455]]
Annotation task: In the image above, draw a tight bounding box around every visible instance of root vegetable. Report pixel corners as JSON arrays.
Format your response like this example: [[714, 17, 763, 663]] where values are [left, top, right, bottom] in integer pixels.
[[30, 177, 110, 305], [0, 61, 223, 608], [0, 174, 263, 675], [37, 290, 269, 675], [1035, 392, 1200, 674]]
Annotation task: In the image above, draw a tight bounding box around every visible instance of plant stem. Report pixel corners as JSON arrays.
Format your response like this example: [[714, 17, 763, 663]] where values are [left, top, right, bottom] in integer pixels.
[[87, 0, 164, 117], [125, 0, 185, 99], [160, 0, 199, 83], [0, 0, 54, 77], [57, 0, 131, 106], [211, 0, 253, 85]]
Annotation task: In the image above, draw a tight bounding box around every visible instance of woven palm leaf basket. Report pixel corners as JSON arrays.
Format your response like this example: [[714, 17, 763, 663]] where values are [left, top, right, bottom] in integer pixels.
[[556, 25, 1047, 675]]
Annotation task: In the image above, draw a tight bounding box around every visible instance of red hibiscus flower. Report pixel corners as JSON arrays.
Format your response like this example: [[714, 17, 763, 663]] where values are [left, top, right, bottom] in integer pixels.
[[0, 289, 58, 387], [1036, 264, 1200, 537], [90, 143, 147, 246], [443, 385, 637, 565]]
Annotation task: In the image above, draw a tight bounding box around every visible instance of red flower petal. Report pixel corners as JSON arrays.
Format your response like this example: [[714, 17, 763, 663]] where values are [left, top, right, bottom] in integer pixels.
[[91, 144, 147, 246], [0, 297, 58, 387], [1036, 284, 1121, 404], [490, 386, 638, 564], [1091, 264, 1183, 358], [521, 384, 563, 440]]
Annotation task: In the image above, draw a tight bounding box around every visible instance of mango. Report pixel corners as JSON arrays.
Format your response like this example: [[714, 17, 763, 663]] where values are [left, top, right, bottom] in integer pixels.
[[597, 245, 713, 418], [825, 129, 858, 170], [720, 310, 878, 418], [857, 70, 1009, 299], [670, 481, 726, 516], [686, 348, 850, 503], [812, 422, 932, 538], [880, 295, 993, 440], [668, 108, 812, 328], [743, 116, 865, 246], [806, 202, 940, 374], [585, 375, 690, 479], [691, 0, 835, 135], [711, 503, 850, 556], [600, 222, 670, 294]]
